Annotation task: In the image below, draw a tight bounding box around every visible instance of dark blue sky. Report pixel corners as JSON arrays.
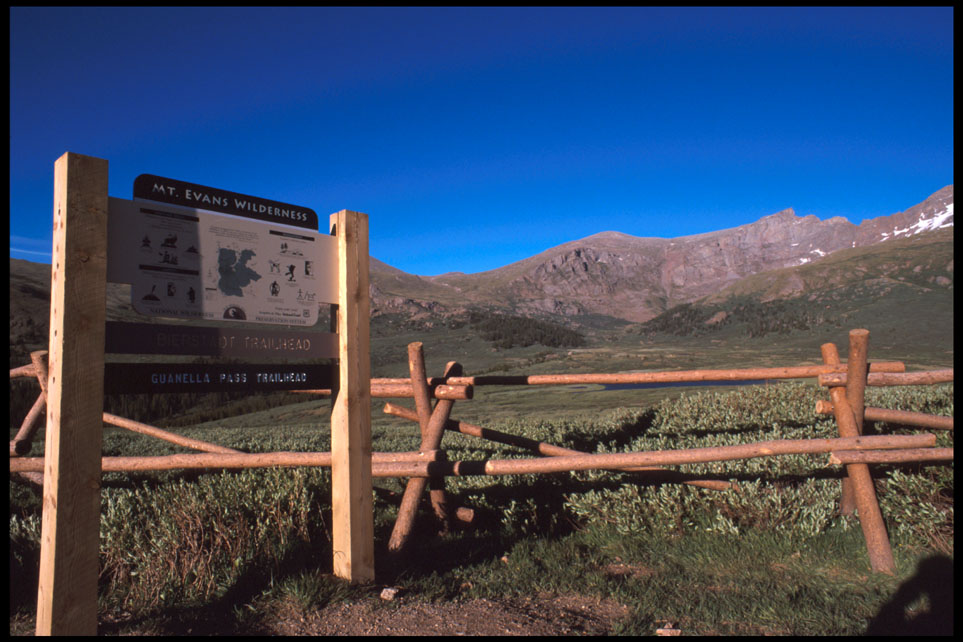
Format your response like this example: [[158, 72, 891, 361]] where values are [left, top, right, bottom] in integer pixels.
[[9, 7, 953, 275]]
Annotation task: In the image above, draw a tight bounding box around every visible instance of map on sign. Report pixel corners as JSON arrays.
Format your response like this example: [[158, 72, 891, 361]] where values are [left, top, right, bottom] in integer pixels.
[[216, 247, 261, 297], [107, 197, 337, 326]]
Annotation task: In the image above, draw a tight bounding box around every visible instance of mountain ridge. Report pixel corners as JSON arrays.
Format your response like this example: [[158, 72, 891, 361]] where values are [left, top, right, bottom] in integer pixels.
[[372, 185, 952, 322]]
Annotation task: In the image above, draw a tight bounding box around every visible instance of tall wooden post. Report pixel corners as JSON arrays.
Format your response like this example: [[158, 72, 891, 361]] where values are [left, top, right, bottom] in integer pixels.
[[329, 210, 375, 583], [842, 329, 870, 515], [821, 340, 895, 574], [36, 153, 109, 635]]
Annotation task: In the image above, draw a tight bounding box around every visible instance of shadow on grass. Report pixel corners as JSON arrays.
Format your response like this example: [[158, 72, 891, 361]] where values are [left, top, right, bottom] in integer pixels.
[[96, 535, 348, 636], [864, 554, 953, 636]]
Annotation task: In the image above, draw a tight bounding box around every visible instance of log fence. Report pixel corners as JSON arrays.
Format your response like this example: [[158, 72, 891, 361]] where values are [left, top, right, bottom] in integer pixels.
[[10, 329, 953, 577]]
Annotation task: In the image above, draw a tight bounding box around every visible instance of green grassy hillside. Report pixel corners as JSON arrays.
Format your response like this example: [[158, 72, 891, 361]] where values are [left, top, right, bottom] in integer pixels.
[[631, 228, 953, 368]]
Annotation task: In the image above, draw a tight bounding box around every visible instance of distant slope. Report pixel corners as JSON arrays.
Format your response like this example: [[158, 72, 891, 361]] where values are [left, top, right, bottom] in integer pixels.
[[385, 185, 953, 322], [634, 227, 954, 352], [9, 258, 51, 352], [704, 227, 954, 304]]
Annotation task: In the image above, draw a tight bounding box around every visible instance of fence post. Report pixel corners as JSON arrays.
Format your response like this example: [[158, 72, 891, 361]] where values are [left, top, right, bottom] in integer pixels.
[[329, 210, 375, 583], [821, 339, 895, 574], [389, 356, 463, 552], [36, 152, 109, 635], [408, 342, 433, 439], [841, 328, 870, 517]]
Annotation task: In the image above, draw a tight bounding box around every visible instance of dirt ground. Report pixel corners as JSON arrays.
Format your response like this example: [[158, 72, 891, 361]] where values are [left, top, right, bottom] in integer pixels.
[[9, 591, 639, 636], [254, 592, 634, 636], [11, 564, 670, 636]]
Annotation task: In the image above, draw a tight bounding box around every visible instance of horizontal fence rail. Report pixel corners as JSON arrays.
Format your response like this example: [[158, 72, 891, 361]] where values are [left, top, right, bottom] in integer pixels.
[[7, 434, 936, 475], [9, 449, 441, 473], [829, 448, 954, 465], [384, 401, 736, 491], [819, 369, 954, 387], [815, 400, 954, 431], [378, 361, 908, 388]]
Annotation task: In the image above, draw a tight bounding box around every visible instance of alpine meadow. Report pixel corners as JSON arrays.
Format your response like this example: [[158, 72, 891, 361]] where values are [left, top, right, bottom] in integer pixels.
[[10, 186, 953, 635]]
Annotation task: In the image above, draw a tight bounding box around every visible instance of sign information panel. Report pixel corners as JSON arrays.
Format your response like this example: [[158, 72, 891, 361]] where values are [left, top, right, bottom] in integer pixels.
[[103, 362, 333, 394], [107, 197, 336, 326], [104, 321, 338, 359]]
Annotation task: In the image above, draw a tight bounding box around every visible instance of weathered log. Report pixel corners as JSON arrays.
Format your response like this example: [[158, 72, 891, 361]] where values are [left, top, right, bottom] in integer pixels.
[[426, 363, 466, 534], [389, 356, 462, 552], [10, 393, 46, 455], [815, 400, 953, 431], [102, 413, 241, 454], [829, 448, 954, 465], [821, 341, 895, 575], [16, 471, 45, 486], [8, 353, 54, 456], [819, 369, 953, 388], [293, 382, 472, 400], [449, 434, 934, 476], [408, 343, 433, 438], [821, 344, 856, 515], [9, 364, 37, 379], [846, 331, 872, 515], [384, 401, 576, 457], [30, 350, 50, 398], [9, 449, 441, 473], [9, 397, 239, 457], [383, 401, 735, 491], [846, 329, 870, 437], [453, 506, 475, 526], [390, 361, 906, 387], [319, 434, 937, 479], [7, 433, 937, 480], [9, 360, 906, 387]]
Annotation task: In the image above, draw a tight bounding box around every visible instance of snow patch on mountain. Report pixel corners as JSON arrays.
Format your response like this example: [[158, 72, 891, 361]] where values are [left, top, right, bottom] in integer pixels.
[[879, 203, 953, 242]]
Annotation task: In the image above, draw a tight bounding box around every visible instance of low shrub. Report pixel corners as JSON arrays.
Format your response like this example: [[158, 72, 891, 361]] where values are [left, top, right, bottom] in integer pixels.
[[97, 467, 332, 614], [563, 383, 953, 551]]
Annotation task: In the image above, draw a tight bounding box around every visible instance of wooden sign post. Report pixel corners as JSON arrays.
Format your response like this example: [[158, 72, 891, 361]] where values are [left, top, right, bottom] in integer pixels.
[[36, 152, 109, 635], [33, 157, 375, 635], [329, 210, 375, 583]]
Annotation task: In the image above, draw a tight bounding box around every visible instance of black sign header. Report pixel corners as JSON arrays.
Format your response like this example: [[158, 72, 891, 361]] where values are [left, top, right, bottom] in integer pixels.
[[133, 174, 318, 231]]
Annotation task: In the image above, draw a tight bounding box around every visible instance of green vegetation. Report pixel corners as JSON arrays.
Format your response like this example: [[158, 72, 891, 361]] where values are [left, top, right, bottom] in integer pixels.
[[102, 389, 316, 429], [467, 311, 586, 350], [9, 381, 953, 634], [637, 296, 843, 338], [632, 228, 953, 352]]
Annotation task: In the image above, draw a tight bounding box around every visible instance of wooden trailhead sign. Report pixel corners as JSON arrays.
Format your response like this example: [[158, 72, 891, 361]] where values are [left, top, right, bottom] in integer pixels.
[[107, 195, 337, 327], [36, 153, 374, 636], [105, 176, 340, 393]]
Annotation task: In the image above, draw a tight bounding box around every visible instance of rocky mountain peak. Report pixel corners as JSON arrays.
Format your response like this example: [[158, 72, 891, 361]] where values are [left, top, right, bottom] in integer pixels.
[[368, 185, 952, 324], [764, 207, 797, 220]]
